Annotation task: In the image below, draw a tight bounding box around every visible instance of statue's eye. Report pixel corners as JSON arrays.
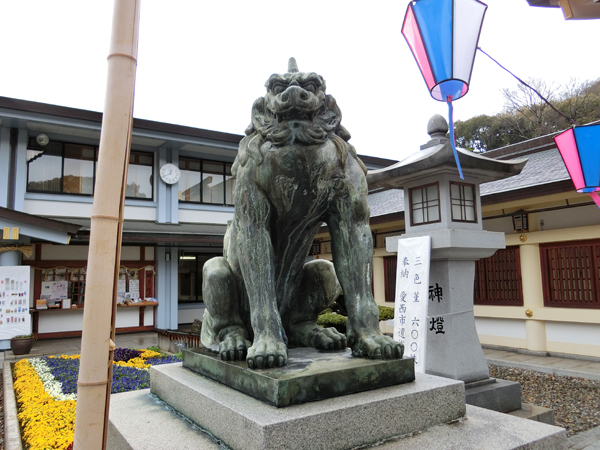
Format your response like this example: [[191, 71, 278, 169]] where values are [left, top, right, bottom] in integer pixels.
[[304, 83, 316, 93], [272, 84, 285, 95]]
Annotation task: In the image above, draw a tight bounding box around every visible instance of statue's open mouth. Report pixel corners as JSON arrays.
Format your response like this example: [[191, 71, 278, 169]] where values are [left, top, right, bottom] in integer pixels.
[[277, 110, 314, 122]]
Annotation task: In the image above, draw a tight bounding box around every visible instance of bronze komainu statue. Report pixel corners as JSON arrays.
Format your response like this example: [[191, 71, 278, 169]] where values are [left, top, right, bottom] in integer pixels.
[[201, 58, 403, 369]]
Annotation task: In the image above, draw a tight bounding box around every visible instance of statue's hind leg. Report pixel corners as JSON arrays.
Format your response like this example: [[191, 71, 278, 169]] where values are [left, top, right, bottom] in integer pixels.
[[285, 259, 347, 351], [200, 257, 251, 361]]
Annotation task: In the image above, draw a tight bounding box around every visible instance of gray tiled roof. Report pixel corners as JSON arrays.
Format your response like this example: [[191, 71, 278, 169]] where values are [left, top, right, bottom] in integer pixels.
[[479, 148, 569, 196], [368, 189, 404, 218], [367, 147, 570, 217]]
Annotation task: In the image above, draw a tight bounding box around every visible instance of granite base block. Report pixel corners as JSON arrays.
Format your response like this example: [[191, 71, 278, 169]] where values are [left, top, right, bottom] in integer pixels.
[[109, 379, 567, 450], [150, 363, 465, 450], [465, 378, 522, 413], [107, 389, 222, 450], [182, 346, 415, 407], [376, 405, 566, 450]]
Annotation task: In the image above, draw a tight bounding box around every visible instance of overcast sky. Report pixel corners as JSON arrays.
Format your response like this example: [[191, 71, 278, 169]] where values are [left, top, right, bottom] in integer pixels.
[[2, 1, 599, 161]]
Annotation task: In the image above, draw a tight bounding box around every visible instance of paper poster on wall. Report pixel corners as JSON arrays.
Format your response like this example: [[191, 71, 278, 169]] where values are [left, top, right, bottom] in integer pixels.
[[0, 266, 31, 339], [129, 279, 140, 300], [41, 281, 68, 299], [118, 279, 126, 293], [393, 236, 431, 373]]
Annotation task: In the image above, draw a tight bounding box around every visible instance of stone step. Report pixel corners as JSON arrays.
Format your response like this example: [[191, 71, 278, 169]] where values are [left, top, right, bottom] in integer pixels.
[[146, 363, 466, 450], [508, 402, 556, 425]]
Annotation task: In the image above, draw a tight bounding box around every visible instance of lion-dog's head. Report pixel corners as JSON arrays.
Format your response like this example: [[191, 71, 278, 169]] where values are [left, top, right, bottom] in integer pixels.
[[234, 58, 366, 175]]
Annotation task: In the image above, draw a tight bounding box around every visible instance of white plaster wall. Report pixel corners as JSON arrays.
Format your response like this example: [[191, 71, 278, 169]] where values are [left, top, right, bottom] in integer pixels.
[[178, 306, 205, 324], [38, 308, 146, 333], [144, 307, 154, 326], [178, 209, 233, 225], [40, 245, 143, 261], [114, 308, 141, 328], [475, 317, 527, 340], [42, 244, 89, 260], [38, 310, 84, 333], [29, 266, 35, 308], [24, 199, 93, 218], [121, 247, 141, 260], [145, 246, 155, 260], [24, 200, 156, 221], [537, 205, 600, 231], [482, 216, 513, 234], [123, 206, 156, 221], [546, 322, 600, 346]]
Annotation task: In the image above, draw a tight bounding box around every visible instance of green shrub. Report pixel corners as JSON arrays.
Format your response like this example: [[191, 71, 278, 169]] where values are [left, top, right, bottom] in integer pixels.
[[316, 312, 347, 334], [378, 305, 394, 321], [316, 305, 394, 335]]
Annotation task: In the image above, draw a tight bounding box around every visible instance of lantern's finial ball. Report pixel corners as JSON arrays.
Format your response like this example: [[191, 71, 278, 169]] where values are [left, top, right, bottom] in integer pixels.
[[427, 114, 449, 139]]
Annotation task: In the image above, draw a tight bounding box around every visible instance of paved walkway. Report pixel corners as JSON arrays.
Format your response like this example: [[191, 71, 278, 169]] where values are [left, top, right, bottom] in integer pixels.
[[3, 335, 599, 448], [484, 348, 600, 381]]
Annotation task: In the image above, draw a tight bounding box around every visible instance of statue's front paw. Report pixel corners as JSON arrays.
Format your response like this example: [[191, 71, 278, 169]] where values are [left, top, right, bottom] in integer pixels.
[[218, 332, 251, 362], [312, 327, 347, 351], [350, 334, 404, 359], [246, 336, 288, 369]]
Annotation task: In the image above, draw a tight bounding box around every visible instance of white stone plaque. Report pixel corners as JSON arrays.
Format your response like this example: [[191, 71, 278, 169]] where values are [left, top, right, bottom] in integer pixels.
[[393, 236, 431, 372]]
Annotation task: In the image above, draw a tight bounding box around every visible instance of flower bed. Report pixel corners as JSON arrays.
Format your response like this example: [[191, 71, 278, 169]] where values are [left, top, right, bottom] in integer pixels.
[[13, 348, 181, 450]]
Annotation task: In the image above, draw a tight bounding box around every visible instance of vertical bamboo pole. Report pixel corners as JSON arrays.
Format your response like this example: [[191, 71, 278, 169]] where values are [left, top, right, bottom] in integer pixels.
[[73, 2, 140, 449]]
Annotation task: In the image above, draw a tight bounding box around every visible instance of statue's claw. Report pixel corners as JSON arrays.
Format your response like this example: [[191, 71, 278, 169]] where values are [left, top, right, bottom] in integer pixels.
[[219, 332, 250, 362], [312, 327, 347, 351], [246, 335, 288, 370], [351, 334, 404, 360]]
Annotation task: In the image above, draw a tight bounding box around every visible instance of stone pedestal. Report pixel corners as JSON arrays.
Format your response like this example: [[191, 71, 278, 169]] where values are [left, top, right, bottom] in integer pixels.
[[149, 362, 466, 450], [107, 364, 567, 450], [182, 347, 415, 407], [465, 377, 522, 413]]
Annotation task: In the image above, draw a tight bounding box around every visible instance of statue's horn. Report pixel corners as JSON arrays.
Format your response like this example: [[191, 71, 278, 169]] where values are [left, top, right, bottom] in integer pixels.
[[288, 57, 299, 73]]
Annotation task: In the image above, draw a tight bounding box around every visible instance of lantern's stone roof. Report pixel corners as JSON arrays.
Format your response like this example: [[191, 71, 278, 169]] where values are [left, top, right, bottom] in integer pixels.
[[367, 115, 527, 192], [367, 141, 527, 192]]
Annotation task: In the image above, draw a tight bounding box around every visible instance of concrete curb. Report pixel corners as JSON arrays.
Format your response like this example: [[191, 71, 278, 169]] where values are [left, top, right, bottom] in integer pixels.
[[3, 361, 23, 450], [567, 426, 600, 450], [487, 358, 600, 382]]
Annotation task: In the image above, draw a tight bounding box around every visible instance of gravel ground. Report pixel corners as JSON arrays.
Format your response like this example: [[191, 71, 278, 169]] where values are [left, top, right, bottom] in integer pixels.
[[490, 363, 600, 437]]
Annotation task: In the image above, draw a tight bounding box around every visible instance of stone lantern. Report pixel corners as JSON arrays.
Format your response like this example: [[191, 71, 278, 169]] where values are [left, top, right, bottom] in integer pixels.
[[368, 115, 527, 411]]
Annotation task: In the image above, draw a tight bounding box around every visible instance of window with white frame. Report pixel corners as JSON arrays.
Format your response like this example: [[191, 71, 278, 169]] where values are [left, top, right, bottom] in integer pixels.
[[409, 183, 440, 225], [450, 181, 476, 223], [179, 157, 234, 206], [26, 137, 153, 200]]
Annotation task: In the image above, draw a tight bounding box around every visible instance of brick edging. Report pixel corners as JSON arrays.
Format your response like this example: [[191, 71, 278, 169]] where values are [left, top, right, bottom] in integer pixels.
[[3, 361, 23, 450]]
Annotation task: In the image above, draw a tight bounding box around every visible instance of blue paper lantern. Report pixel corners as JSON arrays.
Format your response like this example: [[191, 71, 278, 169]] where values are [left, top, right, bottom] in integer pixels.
[[402, 0, 488, 179], [402, 0, 488, 102]]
